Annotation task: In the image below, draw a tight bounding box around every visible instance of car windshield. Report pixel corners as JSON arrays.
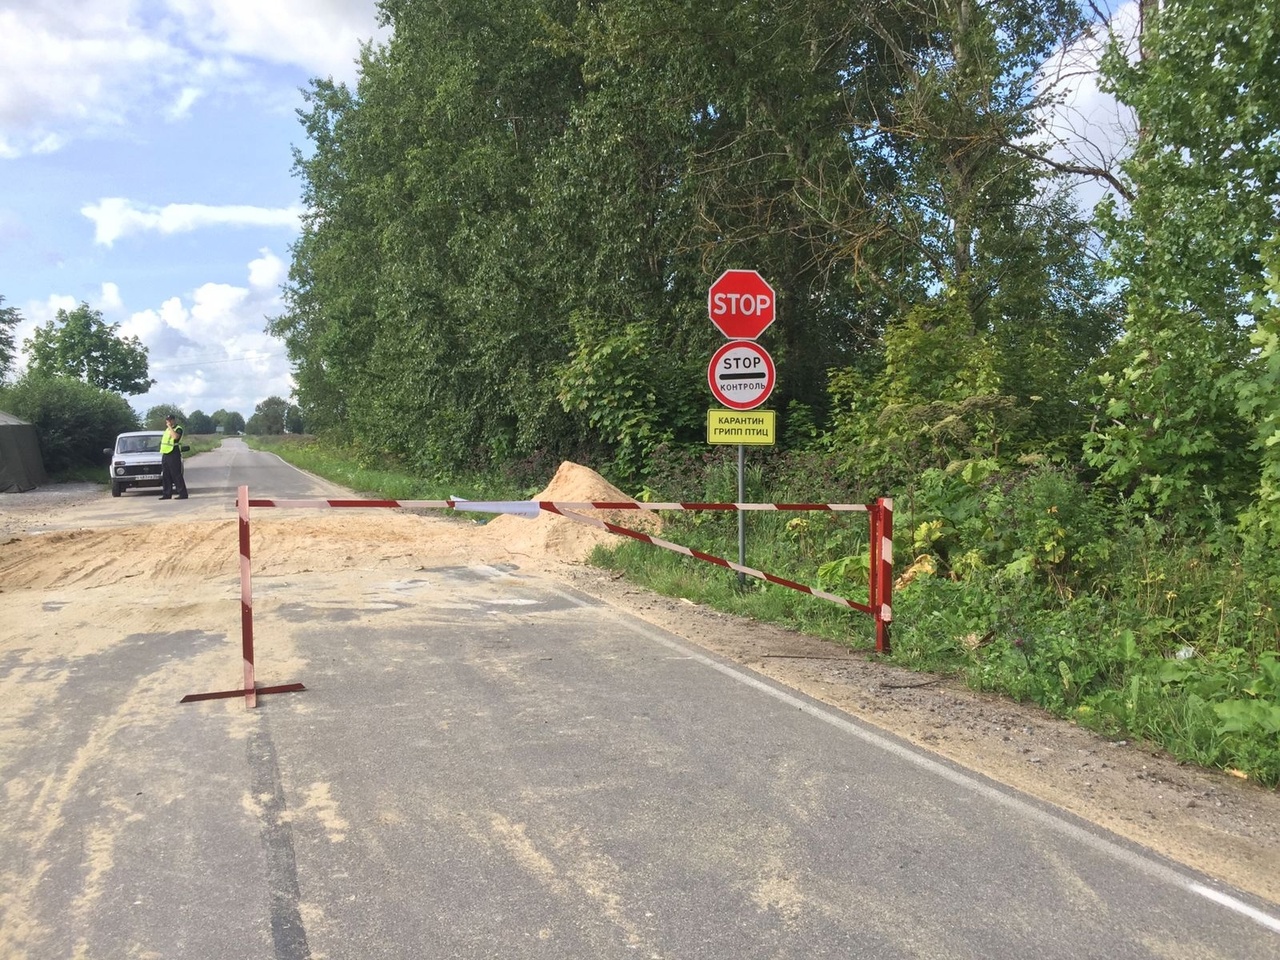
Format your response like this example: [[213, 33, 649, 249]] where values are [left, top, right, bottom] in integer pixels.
[[119, 437, 161, 454]]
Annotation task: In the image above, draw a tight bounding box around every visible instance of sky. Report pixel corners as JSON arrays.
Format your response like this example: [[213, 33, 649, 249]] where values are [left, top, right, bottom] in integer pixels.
[[0, 0, 387, 420], [0, 1, 1134, 423], [1038, 1, 1139, 214]]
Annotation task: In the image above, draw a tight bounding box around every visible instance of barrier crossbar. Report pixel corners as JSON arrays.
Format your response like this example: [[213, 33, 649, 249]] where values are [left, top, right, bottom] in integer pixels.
[[187, 489, 892, 708], [542, 505, 876, 615], [247, 498, 870, 514], [242, 491, 894, 654]]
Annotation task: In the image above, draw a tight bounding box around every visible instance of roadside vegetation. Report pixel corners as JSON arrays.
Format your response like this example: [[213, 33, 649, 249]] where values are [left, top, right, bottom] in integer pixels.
[[252, 2, 1277, 785], [251, 434, 1280, 788]]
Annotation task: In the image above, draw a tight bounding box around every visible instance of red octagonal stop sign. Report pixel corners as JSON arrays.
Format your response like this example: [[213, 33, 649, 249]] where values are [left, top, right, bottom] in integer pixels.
[[708, 269, 775, 340]]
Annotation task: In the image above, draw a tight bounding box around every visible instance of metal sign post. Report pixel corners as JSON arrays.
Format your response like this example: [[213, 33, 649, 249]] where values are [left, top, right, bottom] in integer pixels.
[[737, 443, 746, 586], [707, 270, 777, 589]]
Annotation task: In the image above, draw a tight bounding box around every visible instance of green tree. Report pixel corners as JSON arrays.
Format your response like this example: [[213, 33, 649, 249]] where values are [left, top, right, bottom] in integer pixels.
[[211, 409, 246, 434], [1086, 0, 1278, 518], [143, 405, 187, 429], [251, 396, 289, 435], [25, 303, 154, 395], [823, 0, 1116, 479], [271, 78, 376, 440], [272, 0, 1115, 479], [1237, 241, 1280, 547], [187, 410, 216, 434], [543, 0, 929, 442], [276, 0, 587, 471], [0, 372, 139, 472], [0, 295, 20, 384]]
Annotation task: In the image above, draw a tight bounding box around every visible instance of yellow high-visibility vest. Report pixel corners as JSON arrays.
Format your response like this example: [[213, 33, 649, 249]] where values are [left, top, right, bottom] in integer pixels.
[[160, 425, 182, 454]]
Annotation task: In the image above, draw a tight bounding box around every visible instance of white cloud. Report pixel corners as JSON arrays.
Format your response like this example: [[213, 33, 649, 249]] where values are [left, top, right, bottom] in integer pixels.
[[129, 250, 294, 415], [1036, 2, 1141, 212], [82, 197, 303, 246], [0, 1, 185, 154], [119, 302, 177, 344], [17, 249, 294, 417], [30, 132, 67, 155], [247, 248, 286, 290], [0, 0, 385, 157], [188, 282, 251, 340], [100, 282, 124, 311], [38, 294, 79, 316], [171, 0, 383, 80], [166, 86, 204, 121]]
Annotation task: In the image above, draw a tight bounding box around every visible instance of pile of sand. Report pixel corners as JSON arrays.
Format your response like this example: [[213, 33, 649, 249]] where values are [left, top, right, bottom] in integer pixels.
[[0, 462, 661, 590], [479, 461, 661, 564]]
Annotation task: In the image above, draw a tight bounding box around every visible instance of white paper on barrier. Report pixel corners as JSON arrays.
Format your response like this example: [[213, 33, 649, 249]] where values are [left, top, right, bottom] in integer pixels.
[[450, 497, 540, 519]]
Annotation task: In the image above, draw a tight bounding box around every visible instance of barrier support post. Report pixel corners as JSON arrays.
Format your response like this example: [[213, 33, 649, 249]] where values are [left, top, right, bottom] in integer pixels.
[[868, 500, 881, 632], [239, 484, 256, 708], [874, 498, 893, 654], [179, 484, 305, 707]]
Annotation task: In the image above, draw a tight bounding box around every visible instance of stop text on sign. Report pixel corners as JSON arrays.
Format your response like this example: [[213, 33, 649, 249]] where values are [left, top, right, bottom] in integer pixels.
[[712, 292, 771, 318], [707, 269, 776, 340]]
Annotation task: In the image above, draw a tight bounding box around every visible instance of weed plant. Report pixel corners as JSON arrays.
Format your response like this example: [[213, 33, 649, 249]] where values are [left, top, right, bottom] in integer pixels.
[[886, 465, 1280, 785]]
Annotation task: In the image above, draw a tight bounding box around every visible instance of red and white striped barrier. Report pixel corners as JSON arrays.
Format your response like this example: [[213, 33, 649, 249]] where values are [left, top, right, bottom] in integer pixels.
[[240, 484, 255, 708], [240, 492, 893, 654], [541, 504, 875, 616], [869, 498, 893, 653], [245, 497, 869, 515], [181, 491, 893, 707]]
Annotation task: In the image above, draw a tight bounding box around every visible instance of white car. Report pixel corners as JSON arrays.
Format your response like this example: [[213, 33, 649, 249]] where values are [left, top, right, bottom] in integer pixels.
[[104, 430, 165, 497]]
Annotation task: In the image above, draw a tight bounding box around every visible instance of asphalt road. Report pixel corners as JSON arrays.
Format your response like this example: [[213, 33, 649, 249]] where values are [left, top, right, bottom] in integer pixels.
[[164, 435, 353, 504], [67, 436, 355, 528], [5, 441, 1279, 958]]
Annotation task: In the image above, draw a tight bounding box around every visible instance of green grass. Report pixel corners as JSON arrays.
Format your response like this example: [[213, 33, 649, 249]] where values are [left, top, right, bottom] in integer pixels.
[[586, 535, 880, 655], [242, 435, 512, 501]]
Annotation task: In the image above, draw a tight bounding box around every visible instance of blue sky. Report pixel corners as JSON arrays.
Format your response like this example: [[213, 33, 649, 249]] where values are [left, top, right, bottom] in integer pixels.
[[0, 0, 386, 420], [1, 1, 1133, 423]]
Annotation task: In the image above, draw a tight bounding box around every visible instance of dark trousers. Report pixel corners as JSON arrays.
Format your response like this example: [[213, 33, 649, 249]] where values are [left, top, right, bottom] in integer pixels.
[[161, 452, 187, 497]]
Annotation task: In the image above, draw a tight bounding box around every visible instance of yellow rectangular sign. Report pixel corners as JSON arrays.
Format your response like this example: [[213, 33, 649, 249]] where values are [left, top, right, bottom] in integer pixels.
[[707, 409, 776, 445]]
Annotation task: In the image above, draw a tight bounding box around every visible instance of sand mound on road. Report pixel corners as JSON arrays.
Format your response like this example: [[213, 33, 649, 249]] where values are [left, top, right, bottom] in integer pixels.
[[0, 462, 652, 592], [479, 460, 659, 564]]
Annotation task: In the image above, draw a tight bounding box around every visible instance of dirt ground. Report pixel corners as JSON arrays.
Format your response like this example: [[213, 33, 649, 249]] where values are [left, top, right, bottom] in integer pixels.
[[2, 462, 1278, 910]]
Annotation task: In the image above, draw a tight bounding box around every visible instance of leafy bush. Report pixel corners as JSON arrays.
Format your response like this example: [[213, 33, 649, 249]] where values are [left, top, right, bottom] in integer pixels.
[[889, 487, 1280, 784], [0, 373, 139, 474]]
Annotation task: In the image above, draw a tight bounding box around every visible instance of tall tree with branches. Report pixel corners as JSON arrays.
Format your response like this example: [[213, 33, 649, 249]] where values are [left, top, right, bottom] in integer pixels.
[[0, 295, 22, 384], [25, 303, 153, 395], [1086, 0, 1279, 519]]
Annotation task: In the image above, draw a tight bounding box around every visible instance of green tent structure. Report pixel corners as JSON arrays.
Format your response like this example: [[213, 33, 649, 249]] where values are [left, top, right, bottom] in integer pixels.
[[0, 410, 47, 493]]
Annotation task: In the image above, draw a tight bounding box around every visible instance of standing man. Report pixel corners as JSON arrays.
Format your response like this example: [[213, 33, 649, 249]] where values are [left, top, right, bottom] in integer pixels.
[[159, 413, 188, 500]]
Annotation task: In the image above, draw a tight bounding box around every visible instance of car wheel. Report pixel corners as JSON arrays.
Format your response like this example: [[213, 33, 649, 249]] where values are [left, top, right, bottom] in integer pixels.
[[111, 482, 123, 498]]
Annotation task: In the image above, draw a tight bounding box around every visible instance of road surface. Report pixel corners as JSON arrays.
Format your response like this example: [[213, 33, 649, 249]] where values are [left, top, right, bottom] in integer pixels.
[[1, 440, 1277, 958]]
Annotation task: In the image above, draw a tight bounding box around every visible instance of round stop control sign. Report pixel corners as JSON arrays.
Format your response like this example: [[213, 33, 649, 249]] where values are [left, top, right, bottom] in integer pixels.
[[707, 340, 776, 410]]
